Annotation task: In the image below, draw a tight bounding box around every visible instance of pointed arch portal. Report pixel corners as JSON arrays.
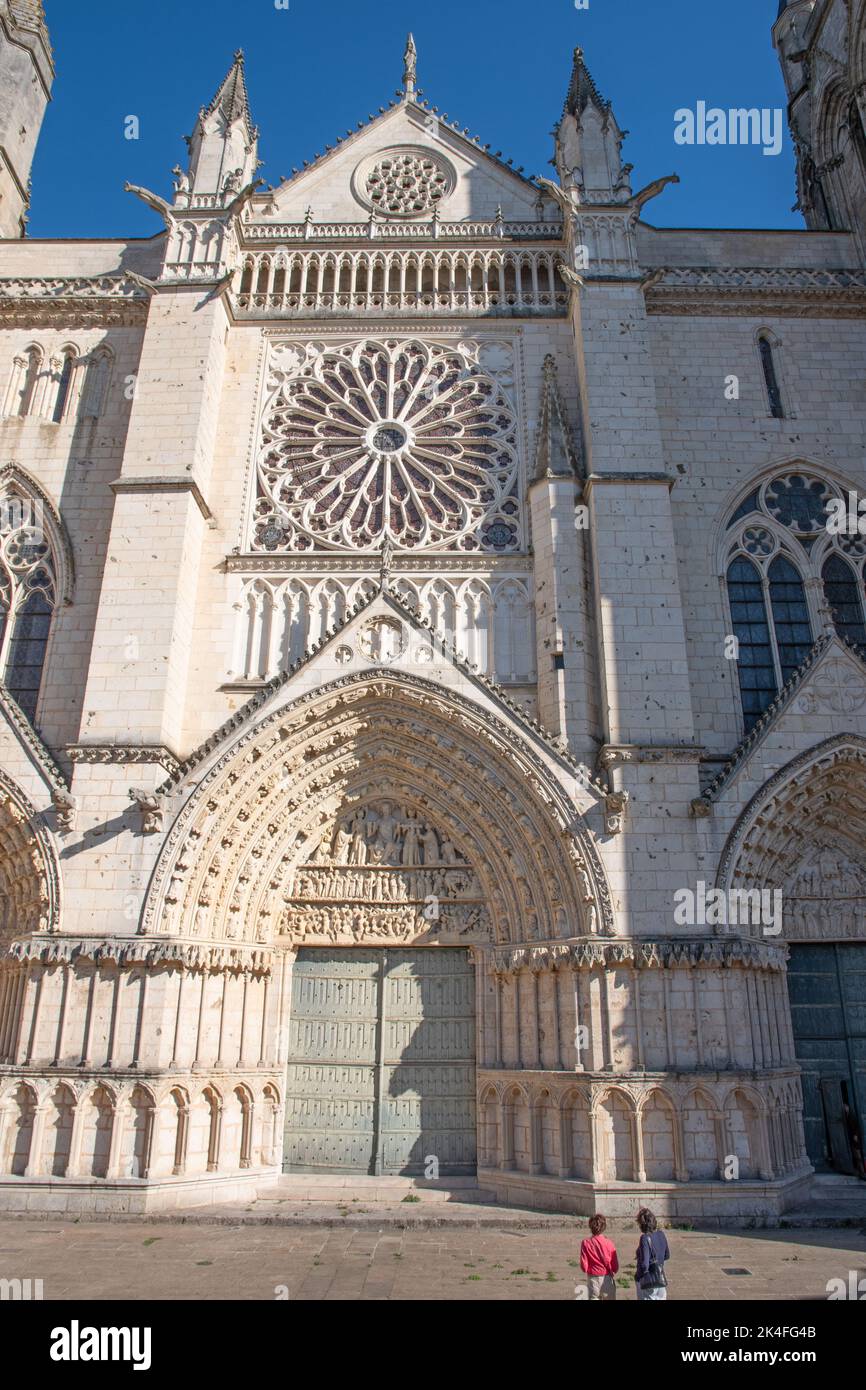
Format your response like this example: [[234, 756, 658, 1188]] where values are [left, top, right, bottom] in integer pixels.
[[142, 672, 607, 1174], [718, 736, 866, 1175]]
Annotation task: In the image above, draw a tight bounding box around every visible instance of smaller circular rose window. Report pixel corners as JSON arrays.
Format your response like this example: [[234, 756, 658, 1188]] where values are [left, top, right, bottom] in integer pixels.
[[354, 147, 455, 219], [370, 425, 408, 453], [358, 617, 407, 663]]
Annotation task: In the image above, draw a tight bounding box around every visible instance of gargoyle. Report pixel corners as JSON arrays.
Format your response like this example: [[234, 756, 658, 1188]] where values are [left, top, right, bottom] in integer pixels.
[[224, 178, 266, 220], [536, 176, 580, 216], [629, 174, 680, 213], [124, 182, 173, 226]]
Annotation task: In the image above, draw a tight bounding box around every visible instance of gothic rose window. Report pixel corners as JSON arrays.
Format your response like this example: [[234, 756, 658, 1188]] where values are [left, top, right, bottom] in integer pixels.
[[252, 338, 521, 554]]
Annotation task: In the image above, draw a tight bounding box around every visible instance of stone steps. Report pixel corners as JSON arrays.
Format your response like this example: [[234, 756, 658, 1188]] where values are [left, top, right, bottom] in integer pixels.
[[255, 1175, 499, 1205]]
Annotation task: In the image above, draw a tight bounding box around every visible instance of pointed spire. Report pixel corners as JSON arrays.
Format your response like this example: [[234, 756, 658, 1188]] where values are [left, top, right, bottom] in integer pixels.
[[533, 357, 583, 482], [555, 47, 630, 204], [563, 47, 610, 119], [204, 49, 256, 143], [183, 51, 259, 198], [403, 33, 418, 98]]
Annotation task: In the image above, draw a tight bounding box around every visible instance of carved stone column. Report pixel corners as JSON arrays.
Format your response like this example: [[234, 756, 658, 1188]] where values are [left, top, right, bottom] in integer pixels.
[[499, 1097, 515, 1171], [106, 1093, 130, 1179], [24, 1098, 50, 1179], [631, 1107, 646, 1184], [0, 1101, 15, 1174], [529, 1100, 543, 1175], [140, 1102, 157, 1179], [238, 970, 250, 1068], [173, 1099, 190, 1176], [65, 1090, 88, 1178], [558, 1105, 573, 1179], [493, 970, 504, 1068], [590, 1103, 604, 1184], [673, 1109, 689, 1184], [207, 1094, 224, 1173]]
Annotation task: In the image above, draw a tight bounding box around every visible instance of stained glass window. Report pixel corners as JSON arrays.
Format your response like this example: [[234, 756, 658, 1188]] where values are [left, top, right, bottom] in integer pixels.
[[768, 556, 812, 683], [253, 338, 521, 554], [0, 491, 58, 725], [5, 591, 52, 721], [822, 553, 866, 649], [727, 557, 777, 729], [758, 337, 784, 419]]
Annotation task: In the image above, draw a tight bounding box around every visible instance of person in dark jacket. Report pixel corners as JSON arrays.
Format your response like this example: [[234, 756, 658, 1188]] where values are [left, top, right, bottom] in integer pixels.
[[634, 1207, 670, 1300]]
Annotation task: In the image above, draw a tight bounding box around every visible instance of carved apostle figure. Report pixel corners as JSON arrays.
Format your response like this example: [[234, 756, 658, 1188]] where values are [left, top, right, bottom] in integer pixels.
[[376, 801, 402, 863], [348, 809, 370, 865], [440, 836, 461, 865], [332, 820, 352, 866], [420, 824, 441, 865], [401, 809, 421, 866]]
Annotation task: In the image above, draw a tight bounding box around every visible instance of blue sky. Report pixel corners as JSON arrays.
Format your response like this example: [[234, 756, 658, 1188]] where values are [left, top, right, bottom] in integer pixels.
[[30, 0, 797, 239]]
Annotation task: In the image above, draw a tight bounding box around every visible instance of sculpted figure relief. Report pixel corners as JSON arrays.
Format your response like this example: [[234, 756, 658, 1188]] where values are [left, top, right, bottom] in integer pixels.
[[279, 799, 486, 945]]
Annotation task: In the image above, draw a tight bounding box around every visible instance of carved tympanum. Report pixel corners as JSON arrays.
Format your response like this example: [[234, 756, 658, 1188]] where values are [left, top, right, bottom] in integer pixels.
[[279, 799, 492, 946]]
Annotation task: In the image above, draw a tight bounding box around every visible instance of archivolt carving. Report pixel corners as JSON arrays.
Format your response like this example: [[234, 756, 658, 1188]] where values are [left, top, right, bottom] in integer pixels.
[[717, 736, 866, 940], [0, 770, 60, 940], [142, 675, 611, 946]]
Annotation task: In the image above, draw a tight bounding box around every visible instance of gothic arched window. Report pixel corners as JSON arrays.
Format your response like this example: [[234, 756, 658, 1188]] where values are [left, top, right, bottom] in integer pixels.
[[727, 557, 786, 729], [5, 591, 53, 720], [821, 553, 866, 650], [758, 334, 785, 419], [849, 96, 866, 183], [720, 468, 866, 731], [80, 347, 113, 420], [3, 346, 43, 419], [52, 350, 76, 423], [0, 482, 62, 725], [767, 555, 812, 682]]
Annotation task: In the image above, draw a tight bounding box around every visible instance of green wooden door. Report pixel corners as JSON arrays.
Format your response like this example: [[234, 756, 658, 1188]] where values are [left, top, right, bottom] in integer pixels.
[[284, 948, 476, 1175], [787, 943, 866, 1171]]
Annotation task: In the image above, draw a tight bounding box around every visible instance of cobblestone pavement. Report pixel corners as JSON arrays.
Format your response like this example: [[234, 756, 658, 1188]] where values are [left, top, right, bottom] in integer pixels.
[[0, 1219, 864, 1300]]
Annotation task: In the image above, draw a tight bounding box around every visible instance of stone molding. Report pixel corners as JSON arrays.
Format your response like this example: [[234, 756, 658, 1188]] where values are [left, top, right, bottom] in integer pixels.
[[68, 745, 181, 776], [5, 935, 273, 977], [224, 552, 533, 576], [645, 265, 866, 317], [109, 476, 214, 525], [241, 219, 564, 244], [491, 936, 789, 975], [0, 275, 151, 327], [0, 684, 68, 794]]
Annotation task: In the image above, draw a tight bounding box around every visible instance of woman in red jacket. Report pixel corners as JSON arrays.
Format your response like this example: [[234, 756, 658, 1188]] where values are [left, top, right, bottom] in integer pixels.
[[580, 1214, 619, 1301]]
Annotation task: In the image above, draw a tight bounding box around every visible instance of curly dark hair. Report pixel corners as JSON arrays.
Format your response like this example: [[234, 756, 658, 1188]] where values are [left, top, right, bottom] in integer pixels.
[[589, 1214, 607, 1236], [637, 1207, 658, 1233]]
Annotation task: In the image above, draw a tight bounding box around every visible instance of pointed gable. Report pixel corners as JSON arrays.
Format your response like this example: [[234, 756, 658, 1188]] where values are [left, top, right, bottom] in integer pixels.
[[704, 636, 866, 813], [258, 37, 554, 224], [534, 355, 583, 481]]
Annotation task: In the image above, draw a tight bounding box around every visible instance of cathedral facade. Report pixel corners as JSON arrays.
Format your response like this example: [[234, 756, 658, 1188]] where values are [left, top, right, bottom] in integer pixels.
[[0, 0, 864, 1217]]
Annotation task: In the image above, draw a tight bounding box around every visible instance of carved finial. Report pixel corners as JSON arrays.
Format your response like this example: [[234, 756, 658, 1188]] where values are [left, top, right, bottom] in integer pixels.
[[403, 33, 418, 97]]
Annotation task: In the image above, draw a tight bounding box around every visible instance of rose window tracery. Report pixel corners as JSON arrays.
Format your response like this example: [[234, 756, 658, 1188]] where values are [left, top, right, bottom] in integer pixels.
[[365, 151, 450, 216], [252, 338, 522, 554]]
